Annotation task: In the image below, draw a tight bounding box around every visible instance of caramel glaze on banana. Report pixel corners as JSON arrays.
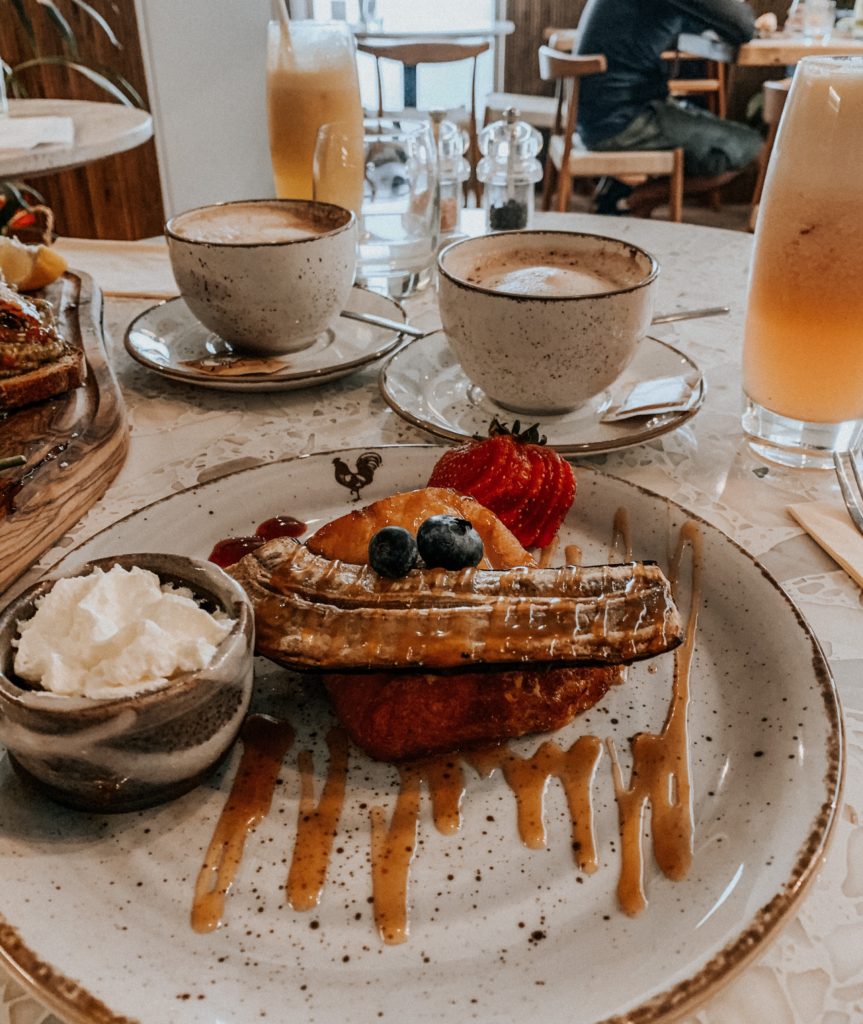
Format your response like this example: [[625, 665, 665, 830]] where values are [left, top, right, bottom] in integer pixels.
[[229, 537, 683, 673]]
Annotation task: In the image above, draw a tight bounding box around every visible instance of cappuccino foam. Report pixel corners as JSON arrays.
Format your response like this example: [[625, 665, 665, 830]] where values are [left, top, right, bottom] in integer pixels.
[[466, 249, 639, 296], [171, 201, 329, 245]]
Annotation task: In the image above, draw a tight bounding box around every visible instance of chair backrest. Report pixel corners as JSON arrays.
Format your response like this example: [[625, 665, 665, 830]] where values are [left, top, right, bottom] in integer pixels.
[[537, 45, 606, 141], [356, 39, 491, 119]]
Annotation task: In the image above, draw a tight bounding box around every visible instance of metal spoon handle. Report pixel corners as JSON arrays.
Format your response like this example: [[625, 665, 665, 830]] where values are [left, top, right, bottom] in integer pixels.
[[651, 305, 730, 325], [339, 309, 427, 337]]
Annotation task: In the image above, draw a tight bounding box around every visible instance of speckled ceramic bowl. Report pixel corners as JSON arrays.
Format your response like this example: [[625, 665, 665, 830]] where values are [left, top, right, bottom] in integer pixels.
[[166, 198, 357, 355], [0, 553, 254, 812], [437, 230, 658, 414]]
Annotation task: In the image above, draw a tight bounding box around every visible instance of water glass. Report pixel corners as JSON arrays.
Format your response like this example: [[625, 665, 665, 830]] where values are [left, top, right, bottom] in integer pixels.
[[741, 56, 863, 468], [803, 0, 836, 41], [315, 118, 439, 299]]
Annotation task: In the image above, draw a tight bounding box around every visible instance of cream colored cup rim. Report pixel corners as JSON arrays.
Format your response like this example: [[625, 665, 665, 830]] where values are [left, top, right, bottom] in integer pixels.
[[437, 229, 659, 301], [165, 198, 356, 249]]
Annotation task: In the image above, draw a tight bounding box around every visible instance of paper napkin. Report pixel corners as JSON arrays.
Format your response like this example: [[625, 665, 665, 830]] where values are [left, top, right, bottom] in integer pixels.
[[788, 502, 863, 588], [0, 115, 74, 150], [54, 237, 179, 299]]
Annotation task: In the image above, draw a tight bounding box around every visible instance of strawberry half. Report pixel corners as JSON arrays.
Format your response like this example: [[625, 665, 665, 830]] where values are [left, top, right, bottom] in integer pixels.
[[428, 419, 576, 549]]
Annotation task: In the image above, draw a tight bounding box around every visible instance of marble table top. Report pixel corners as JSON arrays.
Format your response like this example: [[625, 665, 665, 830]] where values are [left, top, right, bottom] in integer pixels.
[[1, 210, 861, 1024], [0, 99, 153, 180]]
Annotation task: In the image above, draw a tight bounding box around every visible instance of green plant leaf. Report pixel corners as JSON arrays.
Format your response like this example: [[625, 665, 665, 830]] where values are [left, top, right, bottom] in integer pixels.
[[67, 0, 122, 48], [13, 56, 136, 105], [9, 0, 37, 56], [35, 0, 80, 59]]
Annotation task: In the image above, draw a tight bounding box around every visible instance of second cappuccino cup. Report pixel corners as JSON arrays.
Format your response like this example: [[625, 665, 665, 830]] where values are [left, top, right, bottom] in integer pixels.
[[437, 231, 658, 415]]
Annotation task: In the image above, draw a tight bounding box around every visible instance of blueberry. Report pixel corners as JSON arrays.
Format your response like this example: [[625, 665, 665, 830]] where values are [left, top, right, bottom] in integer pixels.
[[368, 526, 419, 578], [416, 515, 484, 570]]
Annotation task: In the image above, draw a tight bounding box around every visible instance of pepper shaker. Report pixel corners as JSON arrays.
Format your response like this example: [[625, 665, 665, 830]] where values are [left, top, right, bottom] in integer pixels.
[[430, 110, 469, 237], [477, 108, 543, 232]]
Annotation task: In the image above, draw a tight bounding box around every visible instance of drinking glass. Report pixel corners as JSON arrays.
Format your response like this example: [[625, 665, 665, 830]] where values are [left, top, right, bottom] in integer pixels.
[[803, 0, 836, 41], [266, 19, 363, 200], [315, 118, 439, 299], [741, 56, 863, 468]]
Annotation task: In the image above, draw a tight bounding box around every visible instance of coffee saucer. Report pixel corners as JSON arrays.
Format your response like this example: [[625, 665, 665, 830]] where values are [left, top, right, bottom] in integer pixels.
[[378, 331, 705, 455], [124, 286, 408, 392]]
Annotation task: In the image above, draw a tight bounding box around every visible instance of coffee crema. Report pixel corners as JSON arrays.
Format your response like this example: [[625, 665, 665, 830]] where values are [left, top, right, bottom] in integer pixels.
[[465, 248, 641, 297], [170, 201, 330, 245]]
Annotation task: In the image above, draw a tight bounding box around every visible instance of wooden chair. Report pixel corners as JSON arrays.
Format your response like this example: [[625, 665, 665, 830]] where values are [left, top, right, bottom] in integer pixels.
[[663, 50, 728, 119], [538, 45, 684, 221], [483, 29, 575, 131], [748, 77, 792, 231], [356, 39, 490, 202]]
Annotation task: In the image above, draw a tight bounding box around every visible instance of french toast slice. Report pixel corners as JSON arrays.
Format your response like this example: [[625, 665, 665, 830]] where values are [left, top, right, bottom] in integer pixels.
[[308, 487, 627, 760]]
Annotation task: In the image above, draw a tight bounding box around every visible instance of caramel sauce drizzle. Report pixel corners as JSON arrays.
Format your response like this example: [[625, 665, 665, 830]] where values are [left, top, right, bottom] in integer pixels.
[[564, 543, 583, 566], [539, 536, 560, 567], [191, 715, 295, 933], [469, 737, 603, 872], [285, 728, 349, 911], [420, 755, 465, 835], [607, 521, 700, 915], [610, 506, 632, 562], [370, 766, 422, 944]]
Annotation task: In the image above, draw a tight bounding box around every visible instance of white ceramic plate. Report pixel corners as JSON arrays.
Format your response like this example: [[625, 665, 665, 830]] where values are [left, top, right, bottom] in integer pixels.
[[124, 286, 408, 392], [0, 447, 842, 1024], [379, 332, 704, 454]]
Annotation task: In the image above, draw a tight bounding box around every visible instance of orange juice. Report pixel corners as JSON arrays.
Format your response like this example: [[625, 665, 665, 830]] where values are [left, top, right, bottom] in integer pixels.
[[743, 58, 863, 424], [266, 20, 364, 204]]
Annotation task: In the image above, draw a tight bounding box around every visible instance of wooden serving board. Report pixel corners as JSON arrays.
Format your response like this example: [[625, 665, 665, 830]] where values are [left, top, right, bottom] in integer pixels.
[[0, 271, 128, 594]]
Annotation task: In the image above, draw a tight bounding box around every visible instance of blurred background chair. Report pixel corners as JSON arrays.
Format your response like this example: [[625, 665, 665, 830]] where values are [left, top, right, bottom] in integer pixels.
[[663, 49, 728, 118], [356, 38, 490, 201], [748, 76, 792, 230], [537, 44, 684, 221], [483, 27, 575, 130]]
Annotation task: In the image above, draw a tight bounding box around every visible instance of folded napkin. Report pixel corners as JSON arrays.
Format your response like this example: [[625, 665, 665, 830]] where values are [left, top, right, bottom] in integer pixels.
[[54, 237, 179, 299], [788, 502, 863, 588], [0, 115, 74, 150]]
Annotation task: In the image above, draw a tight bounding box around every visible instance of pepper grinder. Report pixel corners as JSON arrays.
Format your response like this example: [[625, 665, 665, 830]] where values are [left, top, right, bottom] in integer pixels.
[[477, 108, 543, 232], [430, 110, 469, 237]]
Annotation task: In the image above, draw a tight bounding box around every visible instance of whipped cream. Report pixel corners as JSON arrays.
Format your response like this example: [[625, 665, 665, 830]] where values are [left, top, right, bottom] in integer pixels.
[[13, 564, 234, 699]]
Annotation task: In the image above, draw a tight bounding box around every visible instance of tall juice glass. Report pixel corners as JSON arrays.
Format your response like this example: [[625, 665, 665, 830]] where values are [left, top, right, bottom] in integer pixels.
[[742, 56, 863, 467], [266, 19, 364, 202]]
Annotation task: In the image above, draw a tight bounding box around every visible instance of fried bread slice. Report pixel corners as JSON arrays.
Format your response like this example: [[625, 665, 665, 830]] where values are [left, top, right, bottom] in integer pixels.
[[306, 487, 628, 760]]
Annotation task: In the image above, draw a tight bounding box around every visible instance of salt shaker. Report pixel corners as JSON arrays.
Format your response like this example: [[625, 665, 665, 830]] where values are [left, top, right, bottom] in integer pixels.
[[430, 110, 469, 236], [477, 108, 543, 232]]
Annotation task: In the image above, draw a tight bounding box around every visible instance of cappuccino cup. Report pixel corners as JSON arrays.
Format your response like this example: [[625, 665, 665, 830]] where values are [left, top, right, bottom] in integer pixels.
[[437, 231, 658, 414], [166, 199, 357, 355]]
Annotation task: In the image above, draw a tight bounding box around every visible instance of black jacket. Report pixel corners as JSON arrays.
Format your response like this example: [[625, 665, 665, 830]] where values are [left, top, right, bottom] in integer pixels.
[[576, 0, 756, 145]]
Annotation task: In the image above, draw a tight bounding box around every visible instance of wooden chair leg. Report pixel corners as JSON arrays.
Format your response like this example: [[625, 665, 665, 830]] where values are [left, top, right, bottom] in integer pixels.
[[668, 148, 684, 223], [541, 158, 557, 211], [555, 168, 572, 212]]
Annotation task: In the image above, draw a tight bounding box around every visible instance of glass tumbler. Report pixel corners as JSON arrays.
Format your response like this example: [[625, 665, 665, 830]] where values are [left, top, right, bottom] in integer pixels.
[[741, 56, 863, 468], [266, 18, 363, 200], [315, 118, 439, 299]]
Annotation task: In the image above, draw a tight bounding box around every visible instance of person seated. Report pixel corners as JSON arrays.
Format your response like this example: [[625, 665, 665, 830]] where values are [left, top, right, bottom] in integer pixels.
[[575, 0, 771, 214]]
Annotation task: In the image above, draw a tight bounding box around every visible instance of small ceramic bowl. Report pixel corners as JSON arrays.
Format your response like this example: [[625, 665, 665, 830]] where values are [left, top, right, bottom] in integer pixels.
[[0, 553, 254, 813]]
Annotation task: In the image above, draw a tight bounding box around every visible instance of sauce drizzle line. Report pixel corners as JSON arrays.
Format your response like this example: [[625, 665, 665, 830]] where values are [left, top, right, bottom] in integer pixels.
[[286, 727, 349, 911], [607, 520, 700, 915], [370, 766, 421, 944], [191, 714, 295, 933]]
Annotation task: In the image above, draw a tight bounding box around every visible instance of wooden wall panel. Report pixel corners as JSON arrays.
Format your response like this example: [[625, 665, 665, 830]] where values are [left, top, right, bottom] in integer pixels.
[[0, 0, 164, 239]]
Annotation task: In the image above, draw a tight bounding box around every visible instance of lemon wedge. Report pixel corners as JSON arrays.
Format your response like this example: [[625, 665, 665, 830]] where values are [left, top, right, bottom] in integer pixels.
[[0, 236, 68, 291]]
